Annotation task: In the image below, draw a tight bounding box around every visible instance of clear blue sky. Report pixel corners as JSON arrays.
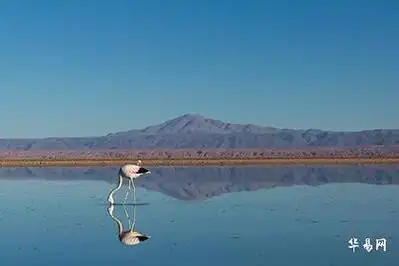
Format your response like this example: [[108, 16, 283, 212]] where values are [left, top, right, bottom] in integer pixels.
[[1, 0, 398, 138]]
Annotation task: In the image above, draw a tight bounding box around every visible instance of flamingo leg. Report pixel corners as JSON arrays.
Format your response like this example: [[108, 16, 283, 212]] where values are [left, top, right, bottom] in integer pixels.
[[132, 201, 136, 230], [127, 179, 136, 230], [123, 180, 131, 205], [123, 204, 132, 229], [131, 180, 136, 203], [128, 179, 132, 190], [131, 181, 137, 230]]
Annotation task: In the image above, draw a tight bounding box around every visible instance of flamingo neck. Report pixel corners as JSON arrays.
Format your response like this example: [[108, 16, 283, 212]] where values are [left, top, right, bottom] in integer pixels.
[[107, 174, 123, 204], [107, 205, 124, 235]]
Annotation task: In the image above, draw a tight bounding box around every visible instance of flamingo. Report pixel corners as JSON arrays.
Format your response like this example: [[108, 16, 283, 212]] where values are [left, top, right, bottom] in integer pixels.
[[107, 200, 151, 246], [107, 160, 151, 205]]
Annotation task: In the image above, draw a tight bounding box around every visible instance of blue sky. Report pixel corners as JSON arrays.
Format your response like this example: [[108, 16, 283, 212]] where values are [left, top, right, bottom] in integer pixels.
[[1, 0, 398, 138]]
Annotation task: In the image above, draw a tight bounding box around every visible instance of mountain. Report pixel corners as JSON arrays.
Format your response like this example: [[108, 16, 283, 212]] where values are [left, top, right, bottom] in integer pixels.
[[0, 166, 398, 201], [108, 114, 279, 135], [0, 114, 399, 150]]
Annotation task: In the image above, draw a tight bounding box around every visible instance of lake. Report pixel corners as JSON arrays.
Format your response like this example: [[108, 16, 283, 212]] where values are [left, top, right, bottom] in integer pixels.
[[0, 165, 398, 266]]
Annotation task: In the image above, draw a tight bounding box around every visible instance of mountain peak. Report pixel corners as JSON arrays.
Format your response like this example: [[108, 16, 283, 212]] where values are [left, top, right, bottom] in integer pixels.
[[135, 113, 278, 135], [106, 113, 279, 136], [179, 113, 205, 120]]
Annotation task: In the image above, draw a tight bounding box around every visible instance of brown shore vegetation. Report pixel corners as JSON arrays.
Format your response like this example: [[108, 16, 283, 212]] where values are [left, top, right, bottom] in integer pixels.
[[1, 157, 399, 167], [0, 147, 399, 167], [1, 146, 399, 159]]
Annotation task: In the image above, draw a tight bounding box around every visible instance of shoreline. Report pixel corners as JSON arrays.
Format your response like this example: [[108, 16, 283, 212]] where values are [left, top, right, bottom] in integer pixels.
[[0, 157, 399, 167]]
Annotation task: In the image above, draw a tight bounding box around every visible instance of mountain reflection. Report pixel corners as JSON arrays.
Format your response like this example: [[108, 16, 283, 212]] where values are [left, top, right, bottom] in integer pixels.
[[0, 166, 398, 200]]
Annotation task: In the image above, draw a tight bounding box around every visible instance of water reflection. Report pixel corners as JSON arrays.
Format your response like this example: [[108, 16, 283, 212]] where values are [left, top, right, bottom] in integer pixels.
[[0, 166, 398, 266], [106, 203, 151, 246], [0, 166, 398, 201]]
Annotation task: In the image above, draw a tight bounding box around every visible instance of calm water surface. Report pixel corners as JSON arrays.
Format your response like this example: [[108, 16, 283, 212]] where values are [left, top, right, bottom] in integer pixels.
[[0, 166, 398, 266]]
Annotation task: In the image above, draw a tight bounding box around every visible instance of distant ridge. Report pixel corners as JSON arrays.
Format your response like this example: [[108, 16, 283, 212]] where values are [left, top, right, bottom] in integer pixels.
[[107, 113, 279, 135], [0, 114, 399, 150]]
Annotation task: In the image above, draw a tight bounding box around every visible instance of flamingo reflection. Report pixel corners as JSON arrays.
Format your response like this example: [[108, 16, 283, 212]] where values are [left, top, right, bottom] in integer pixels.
[[106, 197, 151, 246]]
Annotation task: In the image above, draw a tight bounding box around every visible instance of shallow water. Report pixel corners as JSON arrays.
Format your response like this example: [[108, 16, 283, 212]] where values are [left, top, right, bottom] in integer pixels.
[[0, 165, 398, 266]]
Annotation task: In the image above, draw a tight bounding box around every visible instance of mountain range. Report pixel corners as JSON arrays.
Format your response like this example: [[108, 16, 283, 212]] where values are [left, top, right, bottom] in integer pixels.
[[1, 114, 399, 150], [1, 166, 398, 201]]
